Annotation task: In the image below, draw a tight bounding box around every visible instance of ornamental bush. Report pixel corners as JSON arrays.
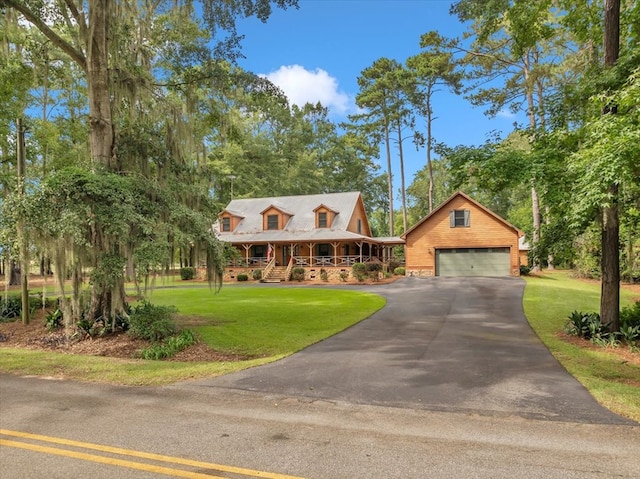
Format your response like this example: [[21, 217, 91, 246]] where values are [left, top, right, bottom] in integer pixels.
[[180, 267, 196, 280], [128, 301, 177, 342], [237, 273, 249, 281], [252, 269, 263, 281], [292, 267, 305, 281]]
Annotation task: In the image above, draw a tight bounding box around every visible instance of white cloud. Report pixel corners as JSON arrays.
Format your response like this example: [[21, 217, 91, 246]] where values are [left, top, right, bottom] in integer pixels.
[[262, 65, 352, 116], [496, 108, 518, 119]]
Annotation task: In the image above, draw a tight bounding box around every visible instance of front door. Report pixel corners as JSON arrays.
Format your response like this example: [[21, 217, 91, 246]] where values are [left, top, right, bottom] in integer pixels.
[[283, 246, 290, 266]]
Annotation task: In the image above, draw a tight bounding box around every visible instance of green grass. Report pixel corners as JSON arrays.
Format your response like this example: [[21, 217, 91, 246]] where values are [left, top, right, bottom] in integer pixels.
[[523, 271, 640, 422], [148, 287, 385, 356], [0, 287, 385, 386]]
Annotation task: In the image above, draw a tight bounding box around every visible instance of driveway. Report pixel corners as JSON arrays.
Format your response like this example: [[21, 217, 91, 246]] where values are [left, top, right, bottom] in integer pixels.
[[194, 277, 633, 424]]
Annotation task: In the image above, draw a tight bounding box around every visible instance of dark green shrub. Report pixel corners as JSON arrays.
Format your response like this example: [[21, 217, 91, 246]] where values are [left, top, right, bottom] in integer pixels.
[[393, 266, 405, 276], [520, 265, 531, 276], [320, 269, 329, 282], [1, 297, 22, 321], [366, 262, 382, 281], [180, 267, 196, 280], [138, 329, 197, 360], [620, 301, 640, 328], [252, 269, 263, 281], [352, 262, 367, 281], [292, 267, 305, 281], [128, 300, 177, 341], [387, 260, 401, 274], [237, 273, 249, 281], [44, 309, 63, 331]]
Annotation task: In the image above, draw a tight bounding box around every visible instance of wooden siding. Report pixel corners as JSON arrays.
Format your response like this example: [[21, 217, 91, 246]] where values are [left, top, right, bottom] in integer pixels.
[[346, 196, 372, 236], [261, 206, 291, 230], [405, 195, 520, 277]]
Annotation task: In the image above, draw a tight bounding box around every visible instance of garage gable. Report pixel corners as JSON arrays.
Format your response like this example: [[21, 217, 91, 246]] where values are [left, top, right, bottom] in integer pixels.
[[402, 192, 523, 277]]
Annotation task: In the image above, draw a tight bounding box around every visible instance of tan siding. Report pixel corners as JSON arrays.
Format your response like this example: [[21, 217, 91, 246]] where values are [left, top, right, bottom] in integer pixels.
[[347, 197, 372, 236], [405, 196, 520, 276]]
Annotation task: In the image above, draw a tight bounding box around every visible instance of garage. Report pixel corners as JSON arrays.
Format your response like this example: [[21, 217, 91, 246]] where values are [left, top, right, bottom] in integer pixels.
[[436, 248, 511, 277]]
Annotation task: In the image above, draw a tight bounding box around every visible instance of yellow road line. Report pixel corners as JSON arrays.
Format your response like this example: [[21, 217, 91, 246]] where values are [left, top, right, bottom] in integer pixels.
[[1, 439, 227, 479], [0, 429, 306, 479]]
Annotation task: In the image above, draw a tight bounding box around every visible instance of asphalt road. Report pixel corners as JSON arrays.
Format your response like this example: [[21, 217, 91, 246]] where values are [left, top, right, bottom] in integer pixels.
[[1, 276, 639, 478], [195, 276, 633, 424]]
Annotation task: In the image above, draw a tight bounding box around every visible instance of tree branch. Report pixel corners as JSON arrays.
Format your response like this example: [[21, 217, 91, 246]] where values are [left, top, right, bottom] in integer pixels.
[[3, 0, 86, 69]]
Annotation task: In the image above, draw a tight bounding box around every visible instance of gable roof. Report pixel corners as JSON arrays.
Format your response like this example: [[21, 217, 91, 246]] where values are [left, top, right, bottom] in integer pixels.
[[216, 191, 372, 243], [401, 191, 524, 239]]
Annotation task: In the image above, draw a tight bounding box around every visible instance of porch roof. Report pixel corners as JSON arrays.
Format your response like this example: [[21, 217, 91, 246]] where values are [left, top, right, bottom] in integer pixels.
[[218, 229, 374, 245]]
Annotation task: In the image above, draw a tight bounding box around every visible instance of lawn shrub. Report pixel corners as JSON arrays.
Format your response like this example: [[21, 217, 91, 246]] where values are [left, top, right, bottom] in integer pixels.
[[366, 262, 382, 281], [352, 262, 366, 281], [339, 271, 349, 282], [237, 273, 249, 281], [128, 300, 177, 341], [292, 267, 305, 281], [320, 269, 329, 281], [387, 260, 401, 275], [393, 266, 405, 276], [620, 301, 640, 328], [1, 295, 55, 321], [252, 269, 262, 281], [138, 329, 197, 360], [44, 309, 63, 331], [520, 265, 531, 275], [180, 267, 196, 280]]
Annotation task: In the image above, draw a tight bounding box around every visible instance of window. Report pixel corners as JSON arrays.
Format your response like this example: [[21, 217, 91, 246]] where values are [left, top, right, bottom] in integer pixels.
[[317, 243, 330, 256], [221, 217, 231, 232], [357, 219, 362, 234], [254, 245, 265, 257], [450, 209, 470, 227], [267, 214, 278, 230], [318, 212, 328, 228]]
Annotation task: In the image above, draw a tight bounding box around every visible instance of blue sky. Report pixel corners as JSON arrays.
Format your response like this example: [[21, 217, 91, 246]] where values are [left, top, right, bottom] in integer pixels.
[[234, 0, 521, 186]]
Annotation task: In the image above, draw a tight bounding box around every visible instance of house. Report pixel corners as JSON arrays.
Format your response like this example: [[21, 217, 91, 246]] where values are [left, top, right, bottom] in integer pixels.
[[401, 191, 524, 277], [215, 192, 403, 282]]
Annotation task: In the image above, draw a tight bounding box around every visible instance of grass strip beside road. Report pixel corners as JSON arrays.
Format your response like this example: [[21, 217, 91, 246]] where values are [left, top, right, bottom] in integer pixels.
[[523, 271, 640, 422], [0, 287, 385, 386]]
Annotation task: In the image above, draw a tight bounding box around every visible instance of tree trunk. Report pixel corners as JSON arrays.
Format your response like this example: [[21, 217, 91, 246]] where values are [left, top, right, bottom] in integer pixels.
[[87, 0, 115, 170], [601, 0, 620, 332], [396, 122, 407, 234], [531, 185, 542, 272], [9, 261, 20, 286], [384, 122, 394, 237], [426, 93, 434, 212]]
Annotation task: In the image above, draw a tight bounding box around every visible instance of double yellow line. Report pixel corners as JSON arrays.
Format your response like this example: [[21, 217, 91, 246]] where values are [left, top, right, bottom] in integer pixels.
[[0, 429, 306, 479]]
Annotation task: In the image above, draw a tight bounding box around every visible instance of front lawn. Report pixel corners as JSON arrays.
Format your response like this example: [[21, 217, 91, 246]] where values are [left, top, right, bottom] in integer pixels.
[[0, 287, 385, 385], [523, 271, 640, 422]]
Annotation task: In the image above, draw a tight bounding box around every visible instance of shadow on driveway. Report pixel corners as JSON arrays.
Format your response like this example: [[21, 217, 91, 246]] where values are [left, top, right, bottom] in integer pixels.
[[189, 277, 634, 424]]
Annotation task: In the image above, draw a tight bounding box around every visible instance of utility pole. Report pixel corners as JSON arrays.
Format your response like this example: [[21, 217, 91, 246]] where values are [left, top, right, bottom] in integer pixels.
[[17, 118, 29, 325]]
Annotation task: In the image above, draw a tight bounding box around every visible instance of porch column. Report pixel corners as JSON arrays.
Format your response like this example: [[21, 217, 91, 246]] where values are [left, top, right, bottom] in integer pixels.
[[242, 244, 251, 265], [331, 242, 340, 266], [307, 243, 315, 265]]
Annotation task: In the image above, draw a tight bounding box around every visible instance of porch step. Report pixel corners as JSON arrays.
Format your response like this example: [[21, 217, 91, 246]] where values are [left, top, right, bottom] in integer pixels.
[[261, 266, 289, 283]]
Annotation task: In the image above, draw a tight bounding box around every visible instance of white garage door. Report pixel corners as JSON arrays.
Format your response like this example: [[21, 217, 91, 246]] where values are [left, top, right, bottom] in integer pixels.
[[436, 248, 511, 277]]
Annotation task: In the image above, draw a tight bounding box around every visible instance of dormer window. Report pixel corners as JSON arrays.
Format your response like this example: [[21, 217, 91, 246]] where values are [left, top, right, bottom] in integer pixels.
[[221, 217, 231, 232], [267, 214, 279, 230], [318, 212, 328, 228]]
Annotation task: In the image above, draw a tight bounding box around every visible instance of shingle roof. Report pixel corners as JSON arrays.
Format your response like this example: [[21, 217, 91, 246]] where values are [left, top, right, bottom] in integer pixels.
[[216, 192, 375, 244]]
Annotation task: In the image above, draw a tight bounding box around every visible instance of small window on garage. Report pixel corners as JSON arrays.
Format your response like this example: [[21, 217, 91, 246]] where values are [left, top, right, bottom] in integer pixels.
[[450, 209, 470, 227]]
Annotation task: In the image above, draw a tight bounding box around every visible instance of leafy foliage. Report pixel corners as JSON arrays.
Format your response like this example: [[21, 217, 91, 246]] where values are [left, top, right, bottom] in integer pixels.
[[128, 301, 178, 342], [180, 267, 196, 281], [137, 329, 197, 360]]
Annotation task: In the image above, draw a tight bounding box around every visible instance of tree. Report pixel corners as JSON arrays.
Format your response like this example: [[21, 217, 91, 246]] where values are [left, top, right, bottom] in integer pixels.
[[406, 32, 463, 213], [350, 58, 414, 236], [3, 0, 298, 328], [450, 0, 575, 271]]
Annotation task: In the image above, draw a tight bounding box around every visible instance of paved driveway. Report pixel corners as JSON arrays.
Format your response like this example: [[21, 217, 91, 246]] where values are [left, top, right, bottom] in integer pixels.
[[195, 277, 632, 424]]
